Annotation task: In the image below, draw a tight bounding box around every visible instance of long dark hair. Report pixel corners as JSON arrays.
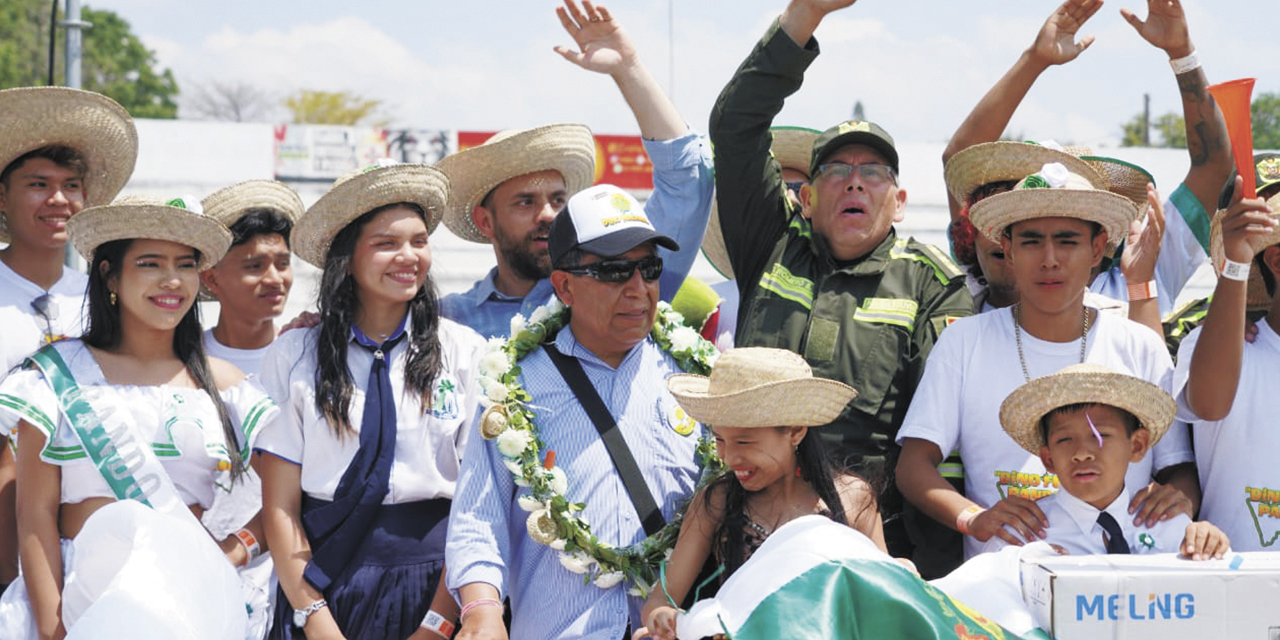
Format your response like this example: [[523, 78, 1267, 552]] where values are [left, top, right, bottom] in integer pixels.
[[83, 239, 244, 480], [704, 427, 862, 577], [313, 202, 443, 435]]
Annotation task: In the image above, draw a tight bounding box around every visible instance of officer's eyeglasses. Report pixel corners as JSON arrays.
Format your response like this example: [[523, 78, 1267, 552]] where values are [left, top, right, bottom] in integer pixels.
[[561, 255, 663, 284], [813, 162, 897, 188]]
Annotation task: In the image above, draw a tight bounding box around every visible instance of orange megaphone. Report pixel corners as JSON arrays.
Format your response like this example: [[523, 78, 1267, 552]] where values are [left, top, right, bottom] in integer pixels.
[[1208, 78, 1257, 200]]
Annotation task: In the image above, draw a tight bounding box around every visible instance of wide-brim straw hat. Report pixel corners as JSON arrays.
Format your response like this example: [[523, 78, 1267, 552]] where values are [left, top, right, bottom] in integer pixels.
[[0, 87, 138, 242], [292, 163, 449, 268], [944, 142, 1101, 205], [68, 195, 232, 271], [202, 180, 304, 229], [1081, 155, 1154, 219], [437, 124, 596, 244], [999, 363, 1175, 455], [969, 161, 1138, 245], [667, 347, 856, 428], [1208, 191, 1280, 310], [703, 127, 819, 279]]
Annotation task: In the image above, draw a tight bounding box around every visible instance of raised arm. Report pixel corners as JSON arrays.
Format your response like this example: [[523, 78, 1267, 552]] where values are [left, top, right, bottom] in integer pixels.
[[943, 0, 1101, 219], [1183, 177, 1276, 420], [1121, 0, 1232, 214], [554, 0, 685, 140], [778, 0, 857, 46]]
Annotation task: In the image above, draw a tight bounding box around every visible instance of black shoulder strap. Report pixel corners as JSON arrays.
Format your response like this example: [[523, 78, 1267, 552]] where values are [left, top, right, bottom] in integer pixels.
[[544, 345, 666, 536]]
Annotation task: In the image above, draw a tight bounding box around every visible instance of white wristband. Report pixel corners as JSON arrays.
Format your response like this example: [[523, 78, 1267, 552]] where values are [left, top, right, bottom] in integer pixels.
[[420, 610, 455, 638], [1169, 51, 1200, 75], [1221, 258, 1251, 282]]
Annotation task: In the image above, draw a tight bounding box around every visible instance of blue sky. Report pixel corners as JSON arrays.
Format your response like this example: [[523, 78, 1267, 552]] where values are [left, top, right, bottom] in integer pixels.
[[92, 0, 1278, 147]]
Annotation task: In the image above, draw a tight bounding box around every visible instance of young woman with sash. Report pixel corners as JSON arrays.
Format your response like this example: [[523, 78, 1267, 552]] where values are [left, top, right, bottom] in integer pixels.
[[0, 196, 278, 639], [255, 163, 484, 640]]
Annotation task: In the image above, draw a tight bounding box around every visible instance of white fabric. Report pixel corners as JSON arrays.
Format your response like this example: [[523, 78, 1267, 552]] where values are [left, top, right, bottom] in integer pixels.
[[710, 279, 739, 351], [255, 318, 484, 502], [0, 259, 88, 374], [930, 542, 1059, 637], [897, 308, 1192, 558], [0, 340, 275, 509], [981, 487, 1191, 556], [1173, 321, 1280, 551], [202, 328, 272, 378]]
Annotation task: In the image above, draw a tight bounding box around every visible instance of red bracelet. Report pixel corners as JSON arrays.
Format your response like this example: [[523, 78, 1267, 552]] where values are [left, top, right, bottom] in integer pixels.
[[460, 598, 501, 622]]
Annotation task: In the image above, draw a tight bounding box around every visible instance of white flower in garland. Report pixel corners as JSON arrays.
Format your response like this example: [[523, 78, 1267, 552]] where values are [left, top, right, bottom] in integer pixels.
[[497, 429, 533, 458], [480, 298, 724, 592]]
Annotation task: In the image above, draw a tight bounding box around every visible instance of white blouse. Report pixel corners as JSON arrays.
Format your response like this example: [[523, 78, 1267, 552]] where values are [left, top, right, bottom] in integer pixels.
[[255, 317, 484, 503], [0, 339, 277, 509]]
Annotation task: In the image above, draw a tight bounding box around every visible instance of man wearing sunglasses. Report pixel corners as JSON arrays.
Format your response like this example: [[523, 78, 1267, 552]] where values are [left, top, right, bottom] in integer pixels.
[[449, 184, 702, 639], [707, 0, 974, 568]]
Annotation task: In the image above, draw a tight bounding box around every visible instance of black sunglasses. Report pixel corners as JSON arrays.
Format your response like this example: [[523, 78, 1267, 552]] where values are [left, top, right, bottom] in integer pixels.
[[561, 255, 663, 284], [30, 293, 58, 343]]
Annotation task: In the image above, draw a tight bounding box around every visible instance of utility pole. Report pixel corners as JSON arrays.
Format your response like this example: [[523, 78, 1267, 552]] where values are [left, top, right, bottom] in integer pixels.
[[1142, 93, 1150, 147], [60, 0, 91, 268]]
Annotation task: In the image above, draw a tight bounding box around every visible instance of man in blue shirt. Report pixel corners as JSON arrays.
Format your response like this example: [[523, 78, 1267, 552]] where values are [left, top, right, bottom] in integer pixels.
[[437, 1, 712, 339], [448, 184, 703, 639]]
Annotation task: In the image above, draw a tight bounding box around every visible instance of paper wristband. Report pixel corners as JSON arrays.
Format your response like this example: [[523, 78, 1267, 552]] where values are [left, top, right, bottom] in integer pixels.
[[1169, 51, 1200, 75], [1221, 258, 1251, 282], [234, 528, 261, 562], [956, 505, 985, 536], [1127, 280, 1157, 301], [420, 610, 456, 638]]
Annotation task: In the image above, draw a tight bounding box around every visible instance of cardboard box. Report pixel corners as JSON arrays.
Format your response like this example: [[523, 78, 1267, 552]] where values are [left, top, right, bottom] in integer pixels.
[[1020, 552, 1280, 639]]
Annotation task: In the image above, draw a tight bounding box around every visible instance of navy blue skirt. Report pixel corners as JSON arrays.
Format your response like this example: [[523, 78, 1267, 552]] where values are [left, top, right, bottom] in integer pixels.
[[269, 497, 450, 640]]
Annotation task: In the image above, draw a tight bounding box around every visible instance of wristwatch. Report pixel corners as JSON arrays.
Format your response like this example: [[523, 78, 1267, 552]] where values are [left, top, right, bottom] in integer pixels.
[[293, 599, 328, 628]]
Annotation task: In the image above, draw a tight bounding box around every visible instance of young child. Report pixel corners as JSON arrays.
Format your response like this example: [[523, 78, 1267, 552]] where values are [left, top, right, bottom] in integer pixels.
[[999, 363, 1228, 559], [641, 347, 881, 639]]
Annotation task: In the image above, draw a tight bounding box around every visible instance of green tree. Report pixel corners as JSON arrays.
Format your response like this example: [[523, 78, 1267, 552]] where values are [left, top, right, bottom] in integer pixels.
[[1154, 112, 1186, 149], [1121, 113, 1148, 147], [0, 1, 178, 118], [284, 90, 387, 126], [1252, 92, 1280, 150]]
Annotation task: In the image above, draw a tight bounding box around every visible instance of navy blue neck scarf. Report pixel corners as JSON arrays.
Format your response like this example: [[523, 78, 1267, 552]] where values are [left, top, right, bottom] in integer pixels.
[[303, 313, 410, 591]]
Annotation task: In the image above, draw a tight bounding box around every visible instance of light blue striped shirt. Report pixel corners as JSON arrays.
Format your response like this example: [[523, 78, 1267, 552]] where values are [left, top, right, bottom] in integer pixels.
[[447, 327, 703, 639], [441, 130, 715, 339]]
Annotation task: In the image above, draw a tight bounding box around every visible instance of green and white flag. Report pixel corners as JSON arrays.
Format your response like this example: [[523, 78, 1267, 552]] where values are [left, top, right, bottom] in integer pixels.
[[677, 516, 1050, 640]]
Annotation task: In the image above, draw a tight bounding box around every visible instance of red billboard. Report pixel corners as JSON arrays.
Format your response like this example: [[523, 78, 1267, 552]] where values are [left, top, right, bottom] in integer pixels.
[[457, 131, 653, 191]]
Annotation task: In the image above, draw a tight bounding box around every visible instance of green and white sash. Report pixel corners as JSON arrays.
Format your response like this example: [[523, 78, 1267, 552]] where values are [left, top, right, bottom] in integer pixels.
[[27, 345, 201, 526]]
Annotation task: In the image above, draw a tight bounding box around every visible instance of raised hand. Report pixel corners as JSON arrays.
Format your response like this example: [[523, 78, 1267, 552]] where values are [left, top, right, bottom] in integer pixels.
[[1120, 0, 1193, 58], [1121, 183, 1165, 284], [1028, 0, 1102, 67], [554, 0, 636, 76], [1219, 175, 1278, 264]]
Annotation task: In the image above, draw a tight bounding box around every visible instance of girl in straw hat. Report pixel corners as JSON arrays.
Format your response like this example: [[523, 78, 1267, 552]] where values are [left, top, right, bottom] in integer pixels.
[[254, 162, 483, 640], [641, 347, 884, 640], [0, 196, 276, 639]]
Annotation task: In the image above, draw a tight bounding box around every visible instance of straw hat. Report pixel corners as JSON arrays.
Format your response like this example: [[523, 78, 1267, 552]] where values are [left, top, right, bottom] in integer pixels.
[[944, 141, 1101, 205], [0, 87, 138, 242], [1081, 155, 1154, 218], [202, 180, 304, 229], [667, 347, 856, 428], [702, 127, 819, 279], [999, 363, 1175, 455], [968, 161, 1138, 244], [68, 195, 232, 271], [436, 124, 596, 244], [1208, 191, 1280, 310], [292, 162, 450, 268]]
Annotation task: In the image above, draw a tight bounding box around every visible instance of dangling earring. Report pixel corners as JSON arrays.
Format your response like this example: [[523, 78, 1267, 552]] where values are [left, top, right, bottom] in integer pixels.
[[109, 291, 117, 306]]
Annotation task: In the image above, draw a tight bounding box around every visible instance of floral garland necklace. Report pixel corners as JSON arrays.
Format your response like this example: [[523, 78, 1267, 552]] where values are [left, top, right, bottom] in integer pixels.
[[475, 298, 723, 595]]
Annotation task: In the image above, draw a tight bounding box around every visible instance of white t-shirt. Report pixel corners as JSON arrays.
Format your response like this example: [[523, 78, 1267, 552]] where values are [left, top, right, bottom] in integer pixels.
[[1173, 320, 1280, 551], [0, 259, 88, 374], [255, 317, 485, 503], [201, 328, 272, 379], [897, 307, 1193, 558]]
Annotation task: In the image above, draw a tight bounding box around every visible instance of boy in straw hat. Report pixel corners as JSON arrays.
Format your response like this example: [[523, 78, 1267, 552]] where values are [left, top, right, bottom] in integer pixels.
[[707, 0, 974, 571], [0, 86, 136, 591], [999, 363, 1227, 559], [437, 0, 712, 339], [941, 0, 1232, 322], [896, 160, 1198, 562], [993, 363, 1223, 558], [1171, 173, 1280, 551]]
